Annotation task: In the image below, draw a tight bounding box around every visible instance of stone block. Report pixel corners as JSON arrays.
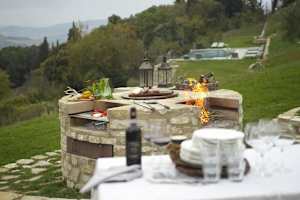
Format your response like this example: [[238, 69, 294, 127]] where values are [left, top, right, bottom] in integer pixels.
[[101, 137, 117, 145], [66, 180, 75, 188], [170, 115, 190, 125], [0, 192, 22, 200], [88, 135, 101, 144], [77, 134, 88, 142], [69, 168, 80, 182], [80, 173, 91, 184], [59, 97, 94, 114], [114, 146, 125, 156], [71, 157, 78, 166], [109, 119, 129, 130]]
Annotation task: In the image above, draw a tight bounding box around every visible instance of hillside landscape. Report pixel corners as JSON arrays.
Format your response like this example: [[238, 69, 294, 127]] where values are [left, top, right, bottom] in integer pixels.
[[0, 19, 107, 48], [0, 0, 300, 198]]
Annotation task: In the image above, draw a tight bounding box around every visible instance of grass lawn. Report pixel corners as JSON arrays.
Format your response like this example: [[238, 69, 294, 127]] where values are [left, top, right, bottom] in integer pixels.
[[222, 23, 264, 47], [177, 36, 300, 123], [0, 114, 60, 166]]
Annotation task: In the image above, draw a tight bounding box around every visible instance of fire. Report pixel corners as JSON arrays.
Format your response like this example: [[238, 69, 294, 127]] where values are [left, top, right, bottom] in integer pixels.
[[185, 82, 210, 125]]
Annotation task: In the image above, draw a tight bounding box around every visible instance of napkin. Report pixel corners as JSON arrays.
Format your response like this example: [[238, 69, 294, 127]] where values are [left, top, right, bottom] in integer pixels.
[[80, 164, 142, 193]]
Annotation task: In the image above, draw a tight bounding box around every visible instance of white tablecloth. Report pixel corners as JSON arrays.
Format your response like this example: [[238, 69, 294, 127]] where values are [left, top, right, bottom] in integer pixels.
[[93, 145, 300, 200]]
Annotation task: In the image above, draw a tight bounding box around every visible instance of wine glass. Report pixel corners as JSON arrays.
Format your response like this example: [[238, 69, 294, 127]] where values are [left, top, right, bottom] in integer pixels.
[[274, 123, 296, 173], [148, 121, 171, 176], [245, 121, 274, 177], [150, 123, 171, 155]]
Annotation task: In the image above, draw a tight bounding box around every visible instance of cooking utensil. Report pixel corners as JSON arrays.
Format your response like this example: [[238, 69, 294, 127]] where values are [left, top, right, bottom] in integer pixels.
[[144, 101, 170, 110], [133, 102, 155, 112]]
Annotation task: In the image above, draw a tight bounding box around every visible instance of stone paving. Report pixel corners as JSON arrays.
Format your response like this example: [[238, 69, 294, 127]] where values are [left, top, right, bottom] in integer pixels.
[[0, 150, 89, 200]]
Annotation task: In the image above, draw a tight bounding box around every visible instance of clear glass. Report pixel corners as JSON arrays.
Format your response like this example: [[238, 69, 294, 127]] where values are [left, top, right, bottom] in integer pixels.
[[201, 141, 221, 184], [274, 124, 296, 173], [245, 120, 276, 177], [150, 122, 171, 155], [227, 151, 245, 182]]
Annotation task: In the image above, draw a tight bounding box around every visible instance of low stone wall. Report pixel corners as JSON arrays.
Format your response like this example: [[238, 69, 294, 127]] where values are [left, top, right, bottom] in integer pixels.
[[277, 107, 300, 134], [59, 89, 243, 189]]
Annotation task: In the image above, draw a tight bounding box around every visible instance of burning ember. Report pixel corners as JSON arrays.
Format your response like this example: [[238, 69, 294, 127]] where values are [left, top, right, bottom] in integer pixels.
[[185, 81, 210, 125]]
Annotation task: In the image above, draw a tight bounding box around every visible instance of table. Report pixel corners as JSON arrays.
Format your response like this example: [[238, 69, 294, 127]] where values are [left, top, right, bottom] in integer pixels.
[[92, 145, 300, 200]]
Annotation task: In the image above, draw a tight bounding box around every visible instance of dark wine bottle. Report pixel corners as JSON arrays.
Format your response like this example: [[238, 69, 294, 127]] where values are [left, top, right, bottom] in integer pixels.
[[126, 107, 142, 166]]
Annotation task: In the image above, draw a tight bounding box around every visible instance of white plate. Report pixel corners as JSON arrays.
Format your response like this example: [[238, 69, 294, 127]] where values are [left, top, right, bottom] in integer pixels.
[[193, 128, 244, 141]]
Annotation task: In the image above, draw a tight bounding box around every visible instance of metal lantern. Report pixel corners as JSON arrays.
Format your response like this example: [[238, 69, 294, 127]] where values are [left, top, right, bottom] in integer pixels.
[[157, 56, 172, 88], [139, 57, 154, 88]]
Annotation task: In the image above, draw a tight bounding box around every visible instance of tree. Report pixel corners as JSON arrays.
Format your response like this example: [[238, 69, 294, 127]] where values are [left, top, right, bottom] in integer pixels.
[[68, 22, 82, 42], [282, 0, 300, 40], [108, 14, 122, 25], [216, 0, 243, 17], [0, 46, 40, 87], [272, 0, 279, 12], [0, 69, 11, 99], [39, 37, 49, 63], [282, 0, 296, 7]]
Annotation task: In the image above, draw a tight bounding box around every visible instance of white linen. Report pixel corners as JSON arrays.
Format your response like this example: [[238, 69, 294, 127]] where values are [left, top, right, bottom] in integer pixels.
[[93, 145, 300, 200]]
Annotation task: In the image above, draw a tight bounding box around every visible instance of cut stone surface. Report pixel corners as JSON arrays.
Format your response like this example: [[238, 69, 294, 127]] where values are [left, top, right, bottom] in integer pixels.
[[0, 181, 8, 185], [55, 161, 61, 165], [1, 175, 19, 181], [31, 155, 48, 160], [31, 168, 47, 175], [45, 152, 58, 157], [11, 169, 20, 173], [0, 192, 22, 200], [21, 196, 49, 200], [54, 150, 62, 154], [14, 180, 21, 184], [3, 163, 18, 170], [23, 165, 33, 169], [0, 168, 9, 173], [33, 161, 51, 167], [16, 159, 35, 165], [0, 186, 9, 191], [27, 176, 42, 182]]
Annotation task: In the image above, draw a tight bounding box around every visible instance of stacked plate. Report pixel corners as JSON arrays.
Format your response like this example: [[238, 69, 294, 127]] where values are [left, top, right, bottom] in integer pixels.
[[180, 140, 202, 166], [180, 128, 245, 165]]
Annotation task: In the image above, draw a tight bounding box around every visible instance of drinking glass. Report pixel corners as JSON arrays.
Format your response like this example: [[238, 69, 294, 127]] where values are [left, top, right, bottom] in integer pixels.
[[227, 149, 245, 182], [201, 141, 221, 184]]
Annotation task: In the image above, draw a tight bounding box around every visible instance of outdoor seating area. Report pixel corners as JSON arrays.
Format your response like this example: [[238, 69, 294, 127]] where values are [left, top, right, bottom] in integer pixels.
[[1, 1, 300, 200]]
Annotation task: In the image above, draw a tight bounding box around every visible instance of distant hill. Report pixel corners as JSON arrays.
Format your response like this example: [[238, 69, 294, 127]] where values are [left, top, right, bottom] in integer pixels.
[[0, 34, 39, 49], [0, 19, 107, 46]]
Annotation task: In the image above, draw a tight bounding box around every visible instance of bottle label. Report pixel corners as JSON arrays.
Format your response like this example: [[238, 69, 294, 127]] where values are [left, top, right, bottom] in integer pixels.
[[127, 141, 141, 164]]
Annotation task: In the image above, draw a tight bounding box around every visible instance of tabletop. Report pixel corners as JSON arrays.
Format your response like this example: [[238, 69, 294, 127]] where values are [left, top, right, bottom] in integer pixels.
[[92, 145, 300, 200]]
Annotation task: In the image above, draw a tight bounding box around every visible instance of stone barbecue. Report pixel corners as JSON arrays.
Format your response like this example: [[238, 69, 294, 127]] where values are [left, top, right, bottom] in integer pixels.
[[59, 88, 243, 188]]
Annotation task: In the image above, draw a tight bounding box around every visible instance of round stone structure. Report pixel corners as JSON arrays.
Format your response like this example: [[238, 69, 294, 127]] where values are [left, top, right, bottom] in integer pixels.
[[59, 88, 243, 189]]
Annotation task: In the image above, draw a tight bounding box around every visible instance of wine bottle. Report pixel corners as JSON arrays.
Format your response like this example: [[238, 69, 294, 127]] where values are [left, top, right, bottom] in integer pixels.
[[126, 107, 142, 166]]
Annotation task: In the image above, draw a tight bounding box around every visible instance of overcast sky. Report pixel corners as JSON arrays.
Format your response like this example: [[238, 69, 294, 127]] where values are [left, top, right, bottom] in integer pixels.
[[0, 0, 174, 27]]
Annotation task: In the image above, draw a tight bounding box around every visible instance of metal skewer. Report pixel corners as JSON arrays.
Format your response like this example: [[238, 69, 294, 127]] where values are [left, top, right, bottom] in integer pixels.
[[133, 101, 155, 112], [144, 101, 170, 110]]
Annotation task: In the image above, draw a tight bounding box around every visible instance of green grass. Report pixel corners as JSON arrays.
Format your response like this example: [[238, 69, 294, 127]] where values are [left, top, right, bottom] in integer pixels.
[[0, 114, 60, 166], [222, 23, 264, 47], [177, 36, 300, 123]]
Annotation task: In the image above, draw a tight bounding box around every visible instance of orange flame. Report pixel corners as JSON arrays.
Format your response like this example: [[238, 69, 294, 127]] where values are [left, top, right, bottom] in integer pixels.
[[186, 82, 210, 125]]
